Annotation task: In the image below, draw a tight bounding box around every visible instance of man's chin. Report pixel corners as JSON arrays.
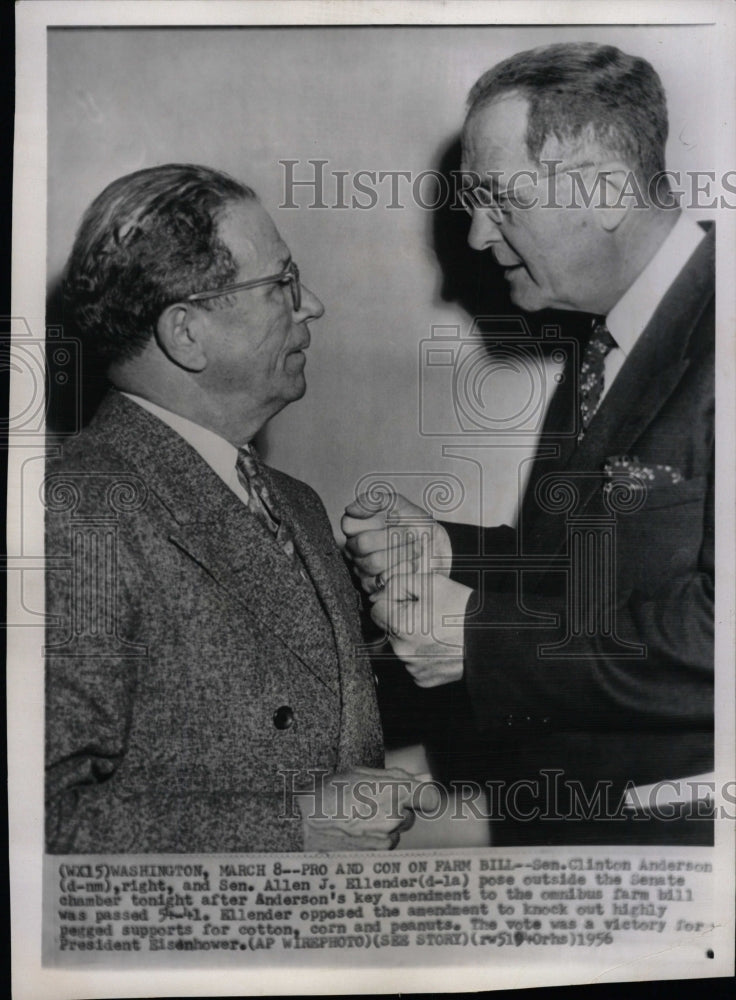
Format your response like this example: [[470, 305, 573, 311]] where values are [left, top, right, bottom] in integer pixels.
[[288, 374, 307, 401], [506, 271, 547, 312], [283, 353, 308, 389], [269, 378, 307, 420]]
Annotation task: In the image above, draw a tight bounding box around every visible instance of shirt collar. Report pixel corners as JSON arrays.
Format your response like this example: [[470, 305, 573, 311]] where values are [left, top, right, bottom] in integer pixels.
[[121, 393, 244, 490], [605, 213, 707, 357]]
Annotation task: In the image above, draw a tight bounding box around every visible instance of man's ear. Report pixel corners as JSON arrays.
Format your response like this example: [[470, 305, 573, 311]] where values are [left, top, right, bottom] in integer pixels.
[[593, 162, 642, 233], [156, 303, 208, 372]]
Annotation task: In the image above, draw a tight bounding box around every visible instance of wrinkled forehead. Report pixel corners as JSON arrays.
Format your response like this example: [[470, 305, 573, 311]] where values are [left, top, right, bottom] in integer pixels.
[[217, 198, 291, 276], [461, 92, 533, 176]]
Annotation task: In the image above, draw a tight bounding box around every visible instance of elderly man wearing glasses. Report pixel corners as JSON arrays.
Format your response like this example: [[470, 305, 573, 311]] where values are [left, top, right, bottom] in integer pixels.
[[344, 43, 714, 847], [45, 163, 432, 854]]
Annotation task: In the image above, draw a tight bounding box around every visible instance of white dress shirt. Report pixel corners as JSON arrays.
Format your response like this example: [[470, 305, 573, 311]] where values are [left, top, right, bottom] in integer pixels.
[[121, 392, 251, 504], [600, 212, 706, 402]]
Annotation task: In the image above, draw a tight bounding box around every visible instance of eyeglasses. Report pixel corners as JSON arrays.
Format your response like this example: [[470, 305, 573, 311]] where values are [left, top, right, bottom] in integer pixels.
[[460, 163, 596, 224], [186, 259, 301, 312], [459, 178, 538, 223]]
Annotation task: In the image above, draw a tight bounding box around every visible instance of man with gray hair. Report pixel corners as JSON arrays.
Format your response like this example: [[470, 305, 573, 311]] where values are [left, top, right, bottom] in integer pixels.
[[45, 164, 430, 853], [344, 43, 714, 845]]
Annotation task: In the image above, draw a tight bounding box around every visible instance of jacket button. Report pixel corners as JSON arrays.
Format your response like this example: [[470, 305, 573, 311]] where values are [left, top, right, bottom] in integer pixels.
[[273, 705, 294, 730]]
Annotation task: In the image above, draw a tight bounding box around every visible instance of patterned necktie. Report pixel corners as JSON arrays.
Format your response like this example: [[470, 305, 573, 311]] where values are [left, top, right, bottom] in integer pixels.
[[235, 444, 301, 572], [578, 319, 617, 441]]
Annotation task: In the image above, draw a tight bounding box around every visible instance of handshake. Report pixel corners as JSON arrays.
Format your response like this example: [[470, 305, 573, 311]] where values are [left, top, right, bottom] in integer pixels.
[[341, 491, 473, 690]]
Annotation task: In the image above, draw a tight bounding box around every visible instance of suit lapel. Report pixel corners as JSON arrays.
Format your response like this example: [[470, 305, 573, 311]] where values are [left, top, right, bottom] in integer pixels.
[[263, 466, 384, 769], [267, 472, 341, 618], [263, 468, 354, 685], [88, 393, 339, 692], [519, 337, 580, 527]]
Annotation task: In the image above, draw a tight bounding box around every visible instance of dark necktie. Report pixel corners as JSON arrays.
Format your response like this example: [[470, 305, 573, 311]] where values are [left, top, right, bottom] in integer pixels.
[[235, 444, 301, 571], [578, 320, 617, 441]]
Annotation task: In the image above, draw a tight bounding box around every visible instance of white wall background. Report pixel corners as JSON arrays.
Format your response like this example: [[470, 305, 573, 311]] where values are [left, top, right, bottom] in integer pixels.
[[48, 25, 717, 533]]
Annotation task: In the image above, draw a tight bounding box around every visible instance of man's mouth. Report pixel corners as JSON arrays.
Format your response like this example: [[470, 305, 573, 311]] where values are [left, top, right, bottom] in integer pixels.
[[290, 329, 311, 353], [493, 250, 524, 271]]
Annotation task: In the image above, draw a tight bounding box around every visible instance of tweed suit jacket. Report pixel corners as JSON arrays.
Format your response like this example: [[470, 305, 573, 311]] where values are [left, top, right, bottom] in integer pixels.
[[45, 391, 383, 853], [441, 227, 714, 832]]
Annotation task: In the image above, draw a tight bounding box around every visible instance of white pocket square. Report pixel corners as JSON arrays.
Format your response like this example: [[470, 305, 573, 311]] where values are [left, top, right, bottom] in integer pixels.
[[603, 455, 684, 488]]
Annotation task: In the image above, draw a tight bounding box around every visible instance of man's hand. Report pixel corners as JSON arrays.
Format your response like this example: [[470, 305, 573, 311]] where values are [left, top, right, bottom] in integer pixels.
[[342, 491, 453, 595], [297, 766, 440, 851], [371, 568, 472, 688]]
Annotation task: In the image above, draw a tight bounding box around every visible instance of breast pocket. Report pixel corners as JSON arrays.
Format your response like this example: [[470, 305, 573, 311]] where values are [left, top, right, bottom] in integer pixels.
[[636, 475, 707, 510], [615, 476, 708, 593]]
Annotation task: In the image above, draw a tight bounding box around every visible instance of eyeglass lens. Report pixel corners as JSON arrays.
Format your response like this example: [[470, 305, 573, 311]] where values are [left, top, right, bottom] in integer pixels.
[[460, 187, 503, 222]]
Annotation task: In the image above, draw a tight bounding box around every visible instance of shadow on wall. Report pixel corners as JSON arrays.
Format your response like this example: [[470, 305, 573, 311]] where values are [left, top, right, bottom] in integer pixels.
[[46, 274, 110, 437]]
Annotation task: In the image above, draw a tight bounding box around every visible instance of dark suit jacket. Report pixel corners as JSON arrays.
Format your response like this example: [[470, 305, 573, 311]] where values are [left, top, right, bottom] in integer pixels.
[[441, 228, 714, 840], [45, 391, 383, 853]]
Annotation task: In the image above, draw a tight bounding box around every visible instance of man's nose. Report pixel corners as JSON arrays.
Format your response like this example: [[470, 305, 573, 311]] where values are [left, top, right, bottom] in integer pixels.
[[297, 285, 325, 321], [467, 210, 504, 251]]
